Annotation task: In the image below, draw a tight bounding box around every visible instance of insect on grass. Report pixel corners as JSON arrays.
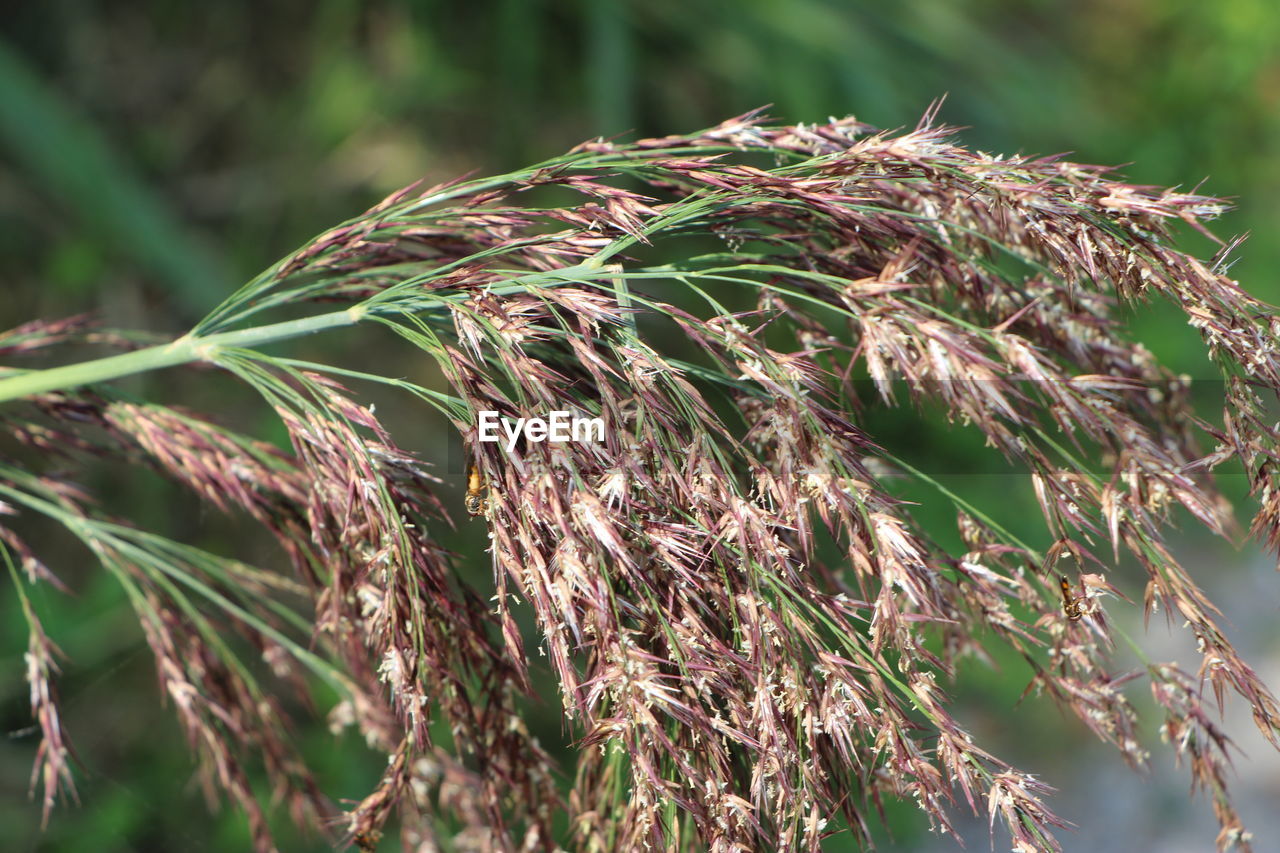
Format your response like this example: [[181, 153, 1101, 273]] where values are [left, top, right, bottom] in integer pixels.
[[465, 460, 489, 517], [1059, 574, 1084, 622]]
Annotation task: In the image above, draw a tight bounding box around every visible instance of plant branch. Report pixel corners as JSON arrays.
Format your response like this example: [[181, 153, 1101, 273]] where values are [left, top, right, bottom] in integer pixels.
[[0, 306, 367, 403]]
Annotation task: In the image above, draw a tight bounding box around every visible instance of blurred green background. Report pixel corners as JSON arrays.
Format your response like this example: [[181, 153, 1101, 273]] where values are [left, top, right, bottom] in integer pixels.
[[2, 1, 1279, 850]]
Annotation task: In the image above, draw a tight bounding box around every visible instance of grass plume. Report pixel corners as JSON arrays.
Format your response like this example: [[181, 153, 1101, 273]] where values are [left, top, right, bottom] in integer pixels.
[[2, 108, 1278, 851]]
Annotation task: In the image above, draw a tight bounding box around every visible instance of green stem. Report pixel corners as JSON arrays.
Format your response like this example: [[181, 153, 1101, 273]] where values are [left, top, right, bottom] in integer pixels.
[[0, 307, 366, 403]]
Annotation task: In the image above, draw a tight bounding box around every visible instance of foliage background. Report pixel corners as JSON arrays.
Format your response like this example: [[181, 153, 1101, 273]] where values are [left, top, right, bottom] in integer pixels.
[[2, 1, 1278, 850]]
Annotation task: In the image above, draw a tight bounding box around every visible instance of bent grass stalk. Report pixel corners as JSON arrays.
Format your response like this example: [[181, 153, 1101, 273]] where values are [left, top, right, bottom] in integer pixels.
[[3, 110, 1278, 852]]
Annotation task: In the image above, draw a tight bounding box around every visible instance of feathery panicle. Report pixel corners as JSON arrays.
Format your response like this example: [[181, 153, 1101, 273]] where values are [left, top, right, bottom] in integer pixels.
[[3, 110, 1280, 851]]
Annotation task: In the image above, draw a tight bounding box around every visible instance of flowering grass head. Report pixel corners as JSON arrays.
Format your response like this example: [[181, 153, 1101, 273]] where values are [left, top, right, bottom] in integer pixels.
[[2, 109, 1278, 852]]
